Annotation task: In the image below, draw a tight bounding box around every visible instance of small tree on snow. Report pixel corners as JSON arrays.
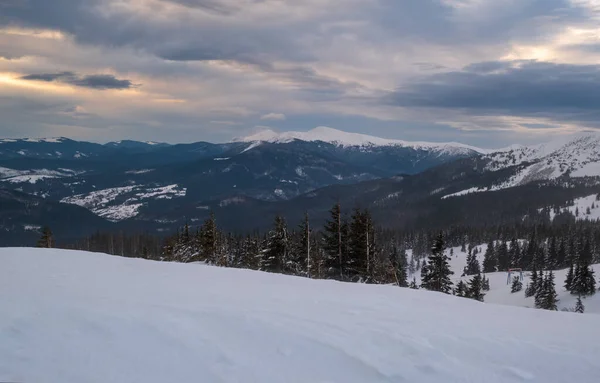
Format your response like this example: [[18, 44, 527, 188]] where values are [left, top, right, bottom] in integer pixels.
[[511, 276, 523, 293], [467, 273, 485, 302], [454, 280, 467, 297], [421, 233, 454, 294], [36, 226, 54, 248]]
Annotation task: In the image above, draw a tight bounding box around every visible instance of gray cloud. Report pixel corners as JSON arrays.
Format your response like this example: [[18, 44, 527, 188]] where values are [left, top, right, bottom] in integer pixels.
[[20, 72, 135, 89], [388, 60, 600, 113]]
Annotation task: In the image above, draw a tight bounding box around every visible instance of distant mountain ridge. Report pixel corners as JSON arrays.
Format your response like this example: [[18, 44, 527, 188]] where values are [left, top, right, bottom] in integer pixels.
[[3, 129, 600, 244]]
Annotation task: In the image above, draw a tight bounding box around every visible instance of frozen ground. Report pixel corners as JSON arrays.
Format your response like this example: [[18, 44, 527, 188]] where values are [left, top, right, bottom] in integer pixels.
[[1, 248, 600, 383]]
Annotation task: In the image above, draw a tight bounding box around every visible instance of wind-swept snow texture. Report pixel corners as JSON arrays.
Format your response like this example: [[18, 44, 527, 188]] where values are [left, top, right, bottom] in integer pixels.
[[1, 248, 600, 383]]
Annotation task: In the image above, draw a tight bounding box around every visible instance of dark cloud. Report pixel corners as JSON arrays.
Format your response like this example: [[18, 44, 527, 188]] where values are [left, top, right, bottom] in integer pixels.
[[386, 60, 600, 129], [20, 72, 135, 89]]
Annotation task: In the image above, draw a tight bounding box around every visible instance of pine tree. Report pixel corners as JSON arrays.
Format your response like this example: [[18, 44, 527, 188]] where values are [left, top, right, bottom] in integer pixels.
[[322, 203, 347, 280], [261, 215, 288, 273], [199, 212, 218, 264], [542, 271, 559, 311], [525, 267, 538, 298], [464, 247, 481, 276], [496, 241, 510, 271], [511, 276, 523, 293], [467, 273, 485, 302], [564, 262, 574, 291], [289, 212, 311, 276], [347, 208, 376, 282], [391, 246, 408, 287], [482, 274, 490, 291], [575, 295, 585, 313], [509, 238, 521, 268], [421, 233, 454, 294], [36, 226, 54, 248], [454, 280, 467, 297], [547, 236, 558, 270]]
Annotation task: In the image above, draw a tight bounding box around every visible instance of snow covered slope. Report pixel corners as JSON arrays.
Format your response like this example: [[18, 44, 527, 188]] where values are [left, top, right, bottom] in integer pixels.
[[443, 133, 600, 199], [2, 248, 600, 383], [408, 243, 600, 313], [238, 126, 487, 155]]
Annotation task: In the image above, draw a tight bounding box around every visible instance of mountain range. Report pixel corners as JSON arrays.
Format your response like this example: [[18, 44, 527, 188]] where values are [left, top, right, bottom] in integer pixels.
[[1, 128, 600, 245]]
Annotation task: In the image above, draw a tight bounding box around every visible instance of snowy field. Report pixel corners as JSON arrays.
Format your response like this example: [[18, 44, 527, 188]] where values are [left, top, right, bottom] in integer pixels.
[[1, 248, 600, 383]]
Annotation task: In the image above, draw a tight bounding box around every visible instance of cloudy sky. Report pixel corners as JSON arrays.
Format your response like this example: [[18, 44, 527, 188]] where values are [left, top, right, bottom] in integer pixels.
[[2, 0, 600, 147]]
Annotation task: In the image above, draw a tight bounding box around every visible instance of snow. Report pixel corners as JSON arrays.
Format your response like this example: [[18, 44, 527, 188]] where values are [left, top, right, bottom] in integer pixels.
[[95, 204, 144, 222], [214, 157, 230, 161], [545, 194, 600, 222], [125, 169, 155, 175], [61, 184, 186, 221], [442, 187, 483, 199], [1, 248, 600, 383], [407, 243, 600, 313], [1, 174, 57, 184], [135, 184, 187, 200], [237, 127, 489, 154], [22, 225, 41, 231]]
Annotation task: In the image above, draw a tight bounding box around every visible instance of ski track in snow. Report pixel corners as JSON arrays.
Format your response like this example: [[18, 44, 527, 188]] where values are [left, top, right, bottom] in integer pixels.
[[1, 248, 600, 383]]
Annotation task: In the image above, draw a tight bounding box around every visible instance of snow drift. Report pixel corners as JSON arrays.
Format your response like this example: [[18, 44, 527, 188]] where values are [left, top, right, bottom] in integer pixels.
[[1, 248, 599, 383]]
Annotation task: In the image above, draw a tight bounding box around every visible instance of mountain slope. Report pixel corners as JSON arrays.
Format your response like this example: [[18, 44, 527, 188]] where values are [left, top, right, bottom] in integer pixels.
[[1, 248, 599, 383]]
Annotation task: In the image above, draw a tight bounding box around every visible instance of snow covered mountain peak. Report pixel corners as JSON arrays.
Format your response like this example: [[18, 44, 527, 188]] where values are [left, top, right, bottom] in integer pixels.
[[238, 127, 488, 155]]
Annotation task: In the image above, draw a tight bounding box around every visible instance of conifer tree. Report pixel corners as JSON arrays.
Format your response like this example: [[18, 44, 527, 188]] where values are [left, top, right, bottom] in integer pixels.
[[464, 247, 481, 276], [454, 280, 467, 297], [564, 262, 574, 291], [322, 203, 347, 280], [542, 271, 559, 311], [261, 215, 288, 273], [199, 212, 218, 264], [36, 226, 54, 248], [421, 233, 454, 294], [348, 208, 376, 282], [482, 274, 490, 291], [391, 245, 408, 287], [509, 238, 521, 268], [467, 273, 485, 302], [525, 267, 539, 298], [511, 276, 523, 293], [496, 241, 510, 271], [547, 236, 558, 270]]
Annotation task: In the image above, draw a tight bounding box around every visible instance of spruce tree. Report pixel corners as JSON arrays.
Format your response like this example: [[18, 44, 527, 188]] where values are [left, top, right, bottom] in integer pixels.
[[564, 262, 574, 291], [547, 237, 558, 270], [199, 212, 218, 264], [511, 276, 523, 293], [509, 238, 521, 268], [525, 267, 538, 298], [36, 226, 54, 248], [261, 215, 288, 273], [496, 241, 510, 271], [542, 271, 559, 311], [482, 275, 490, 291], [391, 246, 408, 287], [455, 280, 467, 297], [322, 203, 348, 280], [464, 247, 481, 276], [467, 273, 485, 302], [348, 208, 376, 282], [421, 233, 454, 294]]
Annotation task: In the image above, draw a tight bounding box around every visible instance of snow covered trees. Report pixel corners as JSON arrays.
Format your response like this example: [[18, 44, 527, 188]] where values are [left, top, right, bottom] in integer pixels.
[[421, 233, 453, 294], [536, 271, 558, 311], [467, 273, 485, 302], [511, 276, 523, 293], [454, 280, 467, 297], [36, 226, 54, 248], [464, 246, 481, 276]]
